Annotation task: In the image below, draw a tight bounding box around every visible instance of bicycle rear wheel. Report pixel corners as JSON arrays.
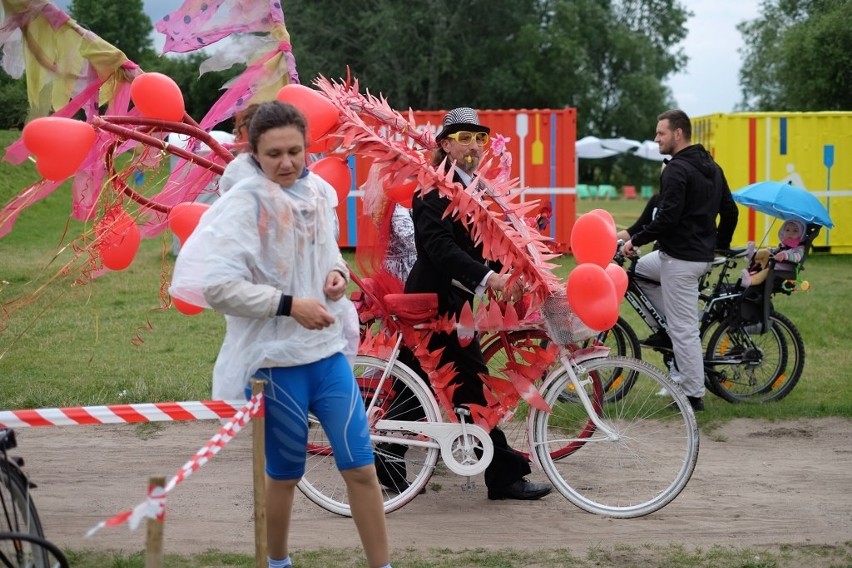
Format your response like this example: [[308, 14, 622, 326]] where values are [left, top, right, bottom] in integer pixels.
[[481, 330, 553, 459], [0, 460, 43, 540], [298, 355, 441, 516], [530, 356, 699, 518], [0, 532, 68, 568], [705, 311, 800, 403]]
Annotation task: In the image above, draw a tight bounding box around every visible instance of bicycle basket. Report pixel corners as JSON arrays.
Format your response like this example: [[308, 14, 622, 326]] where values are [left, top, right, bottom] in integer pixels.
[[540, 293, 597, 345]]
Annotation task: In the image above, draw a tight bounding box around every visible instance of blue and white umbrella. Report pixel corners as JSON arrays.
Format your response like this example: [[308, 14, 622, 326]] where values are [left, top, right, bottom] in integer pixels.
[[732, 181, 834, 229]]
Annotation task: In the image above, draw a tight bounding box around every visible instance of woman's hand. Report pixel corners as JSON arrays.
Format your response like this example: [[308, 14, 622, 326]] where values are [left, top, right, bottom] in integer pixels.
[[290, 298, 336, 329], [324, 270, 347, 301]]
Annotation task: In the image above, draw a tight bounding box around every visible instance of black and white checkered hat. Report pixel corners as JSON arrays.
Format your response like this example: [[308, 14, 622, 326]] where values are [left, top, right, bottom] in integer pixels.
[[435, 107, 490, 141]]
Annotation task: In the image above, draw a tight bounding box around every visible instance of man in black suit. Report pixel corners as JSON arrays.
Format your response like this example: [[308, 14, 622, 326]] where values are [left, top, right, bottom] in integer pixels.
[[401, 107, 551, 501]]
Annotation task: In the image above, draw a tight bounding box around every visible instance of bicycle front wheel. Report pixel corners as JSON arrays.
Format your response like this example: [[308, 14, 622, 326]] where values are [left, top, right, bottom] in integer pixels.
[[298, 355, 441, 516], [530, 356, 699, 518], [0, 532, 68, 568], [0, 460, 43, 539], [583, 317, 642, 402]]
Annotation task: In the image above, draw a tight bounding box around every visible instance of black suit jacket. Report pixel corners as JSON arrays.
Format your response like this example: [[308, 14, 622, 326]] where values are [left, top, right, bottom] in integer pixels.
[[404, 172, 491, 316]]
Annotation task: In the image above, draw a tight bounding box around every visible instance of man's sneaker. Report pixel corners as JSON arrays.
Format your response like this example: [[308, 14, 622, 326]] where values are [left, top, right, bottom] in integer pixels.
[[640, 329, 673, 351]]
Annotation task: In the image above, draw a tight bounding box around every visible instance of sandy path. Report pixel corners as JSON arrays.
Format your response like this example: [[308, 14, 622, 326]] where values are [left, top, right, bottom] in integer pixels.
[[15, 417, 851, 556]]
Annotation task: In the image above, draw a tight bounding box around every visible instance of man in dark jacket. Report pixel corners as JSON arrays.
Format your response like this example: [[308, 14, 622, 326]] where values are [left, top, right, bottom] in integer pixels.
[[403, 107, 551, 500], [620, 109, 738, 411]]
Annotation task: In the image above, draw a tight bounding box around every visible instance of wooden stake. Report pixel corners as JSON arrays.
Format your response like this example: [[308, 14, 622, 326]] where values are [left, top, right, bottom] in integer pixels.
[[145, 475, 166, 568], [252, 379, 267, 567]]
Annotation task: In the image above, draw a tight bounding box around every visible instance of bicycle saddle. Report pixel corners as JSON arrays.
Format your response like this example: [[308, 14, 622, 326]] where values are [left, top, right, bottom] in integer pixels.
[[383, 293, 439, 325]]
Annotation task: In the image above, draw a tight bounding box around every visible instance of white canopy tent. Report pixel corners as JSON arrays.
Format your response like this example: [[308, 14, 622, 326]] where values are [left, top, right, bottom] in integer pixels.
[[575, 136, 668, 162]]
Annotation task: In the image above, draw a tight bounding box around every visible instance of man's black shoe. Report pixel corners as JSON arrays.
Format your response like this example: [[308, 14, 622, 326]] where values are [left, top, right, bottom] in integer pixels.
[[487, 478, 552, 501], [668, 396, 704, 412], [641, 329, 673, 351]]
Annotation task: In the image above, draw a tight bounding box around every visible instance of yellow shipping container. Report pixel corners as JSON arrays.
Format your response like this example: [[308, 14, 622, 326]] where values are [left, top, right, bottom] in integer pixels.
[[693, 112, 851, 253]]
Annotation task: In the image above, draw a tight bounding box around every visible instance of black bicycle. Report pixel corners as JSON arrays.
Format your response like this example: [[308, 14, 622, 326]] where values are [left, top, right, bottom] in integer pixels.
[[604, 242, 808, 403], [1, 429, 45, 545], [0, 532, 69, 568]]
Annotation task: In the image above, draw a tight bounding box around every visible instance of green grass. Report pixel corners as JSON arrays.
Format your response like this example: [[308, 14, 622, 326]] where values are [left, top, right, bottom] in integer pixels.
[[60, 542, 852, 568], [2, 130, 852, 566]]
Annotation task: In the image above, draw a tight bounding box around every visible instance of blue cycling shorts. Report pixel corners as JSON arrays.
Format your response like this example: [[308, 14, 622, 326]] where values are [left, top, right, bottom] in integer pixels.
[[249, 353, 374, 480]]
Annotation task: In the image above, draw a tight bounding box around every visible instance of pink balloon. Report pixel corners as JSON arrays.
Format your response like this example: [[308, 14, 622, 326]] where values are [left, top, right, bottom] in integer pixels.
[[173, 297, 204, 315], [384, 179, 417, 208], [168, 202, 210, 244], [566, 264, 619, 331], [22, 117, 96, 181], [605, 263, 628, 301], [570, 212, 617, 267], [588, 208, 616, 231], [130, 73, 185, 121], [97, 211, 141, 271], [310, 156, 351, 203], [276, 84, 340, 148]]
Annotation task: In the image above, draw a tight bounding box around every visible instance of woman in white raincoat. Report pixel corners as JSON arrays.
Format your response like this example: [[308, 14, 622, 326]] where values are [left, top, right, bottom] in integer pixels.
[[170, 101, 391, 568]]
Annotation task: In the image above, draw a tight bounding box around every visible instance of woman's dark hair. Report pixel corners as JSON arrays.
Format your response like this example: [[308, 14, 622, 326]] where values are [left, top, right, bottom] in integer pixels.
[[248, 101, 308, 151]]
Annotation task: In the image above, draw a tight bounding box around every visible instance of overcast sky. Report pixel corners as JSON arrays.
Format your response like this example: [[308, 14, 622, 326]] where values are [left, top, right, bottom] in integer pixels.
[[54, 0, 762, 118]]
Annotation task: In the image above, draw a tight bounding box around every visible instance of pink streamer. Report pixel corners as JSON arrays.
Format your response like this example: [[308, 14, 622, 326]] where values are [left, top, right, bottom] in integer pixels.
[[0, 179, 63, 238], [156, 0, 284, 54]]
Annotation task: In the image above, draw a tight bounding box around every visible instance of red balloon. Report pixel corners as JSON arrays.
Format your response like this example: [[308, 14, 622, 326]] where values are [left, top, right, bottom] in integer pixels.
[[605, 263, 628, 301], [307, 133, 338, 154], [588, 208, 617, 232], [22, 117, 96, 181], [168, 202, 210, 244], [570, 212, 617, 267], [130, 72, 185, 121], [173, 297, 204, 315], [310, 156, 351, 203], [276, 84, 340, 148], [566, 264, 619, 331], [96, 210, 141, 271], [385, 179, 417, 208]]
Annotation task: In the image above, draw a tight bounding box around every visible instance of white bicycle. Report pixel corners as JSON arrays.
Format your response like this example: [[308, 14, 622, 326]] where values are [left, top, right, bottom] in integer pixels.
[[298, 292, 700, 519]]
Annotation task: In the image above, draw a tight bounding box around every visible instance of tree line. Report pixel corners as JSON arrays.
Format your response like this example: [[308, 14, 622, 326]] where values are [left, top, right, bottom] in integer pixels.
[[0, 0, 848, 187]]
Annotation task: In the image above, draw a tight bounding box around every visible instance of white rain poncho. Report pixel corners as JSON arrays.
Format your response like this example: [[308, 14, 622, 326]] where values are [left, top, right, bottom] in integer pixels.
[[170, 154, 358, 400]]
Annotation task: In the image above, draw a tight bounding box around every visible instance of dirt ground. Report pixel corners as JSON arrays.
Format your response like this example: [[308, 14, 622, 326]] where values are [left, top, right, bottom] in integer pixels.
[[15, 417, 852, 558]]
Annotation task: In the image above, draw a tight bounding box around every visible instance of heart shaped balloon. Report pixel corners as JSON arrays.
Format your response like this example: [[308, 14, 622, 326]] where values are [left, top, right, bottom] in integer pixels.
[[385, 179, 417, 208], [96, 209, 141, 271], [570, 212, 617, 268], [173, 297, 204, 315], [276, 84, 340, 148], [566, 263, 619, 331], [22, 117, 96, 181], [168, 202, 210, 245], [130, 72, 186, 121], [310, 156, 351, 203], [604, 263, 628, 301]]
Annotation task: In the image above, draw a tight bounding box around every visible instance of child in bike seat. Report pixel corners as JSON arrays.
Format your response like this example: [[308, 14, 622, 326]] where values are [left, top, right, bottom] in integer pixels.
[[740, 219, 806, 288]]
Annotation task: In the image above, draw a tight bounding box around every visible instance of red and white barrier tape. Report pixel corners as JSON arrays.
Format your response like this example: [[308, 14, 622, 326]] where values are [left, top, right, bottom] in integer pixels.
[[0, 400, 244, 428], [86, 392, 264, 536]]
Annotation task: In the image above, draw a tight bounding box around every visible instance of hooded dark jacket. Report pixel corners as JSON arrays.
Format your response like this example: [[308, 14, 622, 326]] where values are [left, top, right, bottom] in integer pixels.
[[630, 144, 738, 262]]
